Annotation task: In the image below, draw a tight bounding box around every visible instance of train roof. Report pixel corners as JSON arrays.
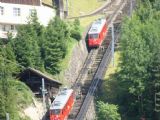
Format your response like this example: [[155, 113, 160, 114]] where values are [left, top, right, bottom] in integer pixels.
[[88, 19, 106, 34], [50, 88, 73, 110]]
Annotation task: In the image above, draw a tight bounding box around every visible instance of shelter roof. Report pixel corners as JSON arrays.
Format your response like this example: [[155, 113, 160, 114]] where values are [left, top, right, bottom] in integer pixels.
[[42, 0, 53, 7], [18, 67, 62, 85]]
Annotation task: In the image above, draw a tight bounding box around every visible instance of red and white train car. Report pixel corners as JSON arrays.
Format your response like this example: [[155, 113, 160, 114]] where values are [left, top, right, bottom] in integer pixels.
[[50, 88, 74, 120], [88, 19, 108, 47]]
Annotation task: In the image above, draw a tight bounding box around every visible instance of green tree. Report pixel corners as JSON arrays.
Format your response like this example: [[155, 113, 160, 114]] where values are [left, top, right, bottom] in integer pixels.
[[97, 101, 121, 120], [44, 17, 69, 74], [28, 12, 45, 71], [0, 44, 19, 119], [13, 24, 41, 69], [0, 37, 18, 74], [116, 1, 160, 119], [70, 18, 82, 41]]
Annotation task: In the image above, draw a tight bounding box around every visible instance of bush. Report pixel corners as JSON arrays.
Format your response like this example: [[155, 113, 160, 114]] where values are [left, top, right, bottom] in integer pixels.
[[70, 30, 82, 41]]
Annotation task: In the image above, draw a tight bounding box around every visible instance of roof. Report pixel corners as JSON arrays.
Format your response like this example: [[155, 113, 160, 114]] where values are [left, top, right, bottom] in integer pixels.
[[88, 19, 106, 34], [50, 88, 73, 110], [42, 0, 53, 6], [0, 0, 40, 6], [19, 67, 62, 85]]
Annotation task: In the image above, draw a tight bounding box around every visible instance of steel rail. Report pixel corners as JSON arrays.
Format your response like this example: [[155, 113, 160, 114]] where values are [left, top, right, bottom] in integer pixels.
[[75, 0, 127, 119]]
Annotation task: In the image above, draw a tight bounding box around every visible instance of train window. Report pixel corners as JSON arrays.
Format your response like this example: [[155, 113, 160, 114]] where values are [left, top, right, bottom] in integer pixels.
[[51, 109, 61, 115], [89, 34, 98, 39]]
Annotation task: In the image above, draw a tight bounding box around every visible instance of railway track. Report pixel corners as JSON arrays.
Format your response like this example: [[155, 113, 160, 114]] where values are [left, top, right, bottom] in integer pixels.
[[68, 0, 129, 120]]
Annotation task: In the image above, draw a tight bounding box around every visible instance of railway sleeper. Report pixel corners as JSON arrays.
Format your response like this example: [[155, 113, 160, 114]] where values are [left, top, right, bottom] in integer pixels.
[[92, 62, 101, 66], [84, 79, 92, 84], [93, 58, 102, 62], [92, 65, 100, 69], [86, 77, 94, 81], [87, 70, 96, 75]]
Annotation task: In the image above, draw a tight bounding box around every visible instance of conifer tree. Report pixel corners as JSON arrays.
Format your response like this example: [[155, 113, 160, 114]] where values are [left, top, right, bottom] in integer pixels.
[[13, 24, 41, 69], [0, 43, 18, 119], [44, 17, 69, 74], [28, 12, 45, 70], [70, 18, 82, 41]]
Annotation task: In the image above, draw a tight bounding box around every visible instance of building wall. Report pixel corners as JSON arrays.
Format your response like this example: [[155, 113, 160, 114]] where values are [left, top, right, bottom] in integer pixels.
[[0, 2, 56, 38]]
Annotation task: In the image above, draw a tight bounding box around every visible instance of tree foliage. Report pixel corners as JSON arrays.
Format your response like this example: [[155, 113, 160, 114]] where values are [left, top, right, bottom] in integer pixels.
[[44, 17, 69, 74], [100, 1, 160, 119], [116, 1, 160, 119], [0, 44, 20, 119], [97, 101, 121, 120], [0, 12, 82, 119], [70, 18, 82, 41]]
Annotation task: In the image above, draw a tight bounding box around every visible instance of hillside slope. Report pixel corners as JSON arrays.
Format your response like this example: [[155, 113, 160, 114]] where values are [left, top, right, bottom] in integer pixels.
[[64, 0, 107, 17]]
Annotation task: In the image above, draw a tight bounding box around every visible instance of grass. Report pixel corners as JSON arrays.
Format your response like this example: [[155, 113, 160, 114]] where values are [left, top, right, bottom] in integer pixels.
[[79, 14, 105, 29], [64, 0, 107, 17], [9, 80, 33, 108], [60, 39, 78, 70], [105, 49, 121, 79], [98, 48, 121, 103]]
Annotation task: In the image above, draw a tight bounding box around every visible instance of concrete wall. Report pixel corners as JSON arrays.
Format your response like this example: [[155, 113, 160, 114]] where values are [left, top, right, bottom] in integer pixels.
[[64, 39, 88, 86], [85, 98, 96, 120]]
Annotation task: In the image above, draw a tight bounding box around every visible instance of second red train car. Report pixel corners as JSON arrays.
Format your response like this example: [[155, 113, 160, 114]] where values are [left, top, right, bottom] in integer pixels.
[[49, 88, 74, 120], [88, 19, 108, 47]]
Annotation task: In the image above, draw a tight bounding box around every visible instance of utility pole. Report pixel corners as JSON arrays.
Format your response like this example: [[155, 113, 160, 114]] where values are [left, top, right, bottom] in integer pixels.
[[111, 23, 115, 67], [6, 113, 9, 120], [42, 78, 46, 110], [130, 0, 133, 17], [66, 0, 69, 16], [42, 78, 47, 120]]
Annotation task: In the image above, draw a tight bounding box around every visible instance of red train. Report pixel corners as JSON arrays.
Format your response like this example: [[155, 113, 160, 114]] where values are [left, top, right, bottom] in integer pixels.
[[88, 19, 108, 47], [50, 88, 74, 120]]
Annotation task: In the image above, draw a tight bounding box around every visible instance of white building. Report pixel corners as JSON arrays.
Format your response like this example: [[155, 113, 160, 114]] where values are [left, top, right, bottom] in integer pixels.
[[0, 0, 56, 39]]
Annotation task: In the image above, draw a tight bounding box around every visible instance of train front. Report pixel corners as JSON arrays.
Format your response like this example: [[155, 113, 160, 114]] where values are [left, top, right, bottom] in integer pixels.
[[88, 33, 100, 47], [50, 109, 61, 120], [88, 19, 107, 48]]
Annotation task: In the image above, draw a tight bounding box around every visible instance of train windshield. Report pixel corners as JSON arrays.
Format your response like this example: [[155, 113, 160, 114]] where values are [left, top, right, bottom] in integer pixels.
[[89, 34, 98, 39], [51, 109, 61, 115]]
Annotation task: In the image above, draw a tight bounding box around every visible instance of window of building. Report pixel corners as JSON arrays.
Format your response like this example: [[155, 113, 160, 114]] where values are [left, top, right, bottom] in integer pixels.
[[13, 8, 20, 16], [11, 25, 15, 30], [0, 6, 4, 15], [29, 9, 37, 17], [2, 25, 6, 31]]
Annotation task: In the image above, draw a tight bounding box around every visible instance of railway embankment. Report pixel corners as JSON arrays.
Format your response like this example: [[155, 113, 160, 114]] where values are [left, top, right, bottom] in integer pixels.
[[64, 38, 88, 86]]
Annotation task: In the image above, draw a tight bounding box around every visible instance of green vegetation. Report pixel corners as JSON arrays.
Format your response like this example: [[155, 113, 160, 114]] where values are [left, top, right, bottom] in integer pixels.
[[65, 0, 107, 17], [79, 14, 105, 29], [0, 42, 33, 119], [98, 0, 160, 119], [0, 12, 82, 118], [44, 17, 69, 74], [97, 101, 121, 120], [11, 14, 81, 75]]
